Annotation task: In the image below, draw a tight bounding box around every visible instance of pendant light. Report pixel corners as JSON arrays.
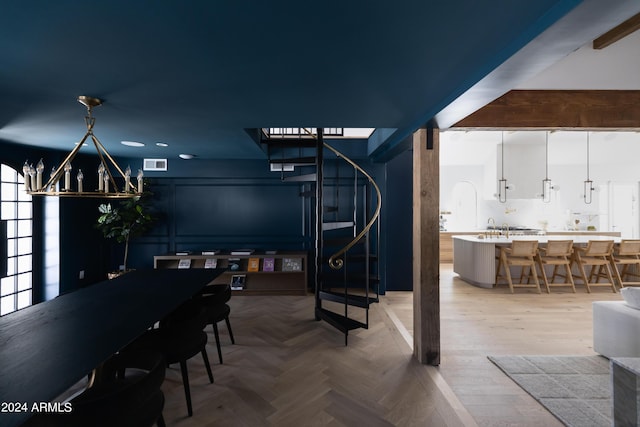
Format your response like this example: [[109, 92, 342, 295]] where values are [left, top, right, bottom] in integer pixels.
[[497, 131, 508, 203], [23, 96, 143, 198], [584, 131, 595, 204], [541, 131, 553, 203]]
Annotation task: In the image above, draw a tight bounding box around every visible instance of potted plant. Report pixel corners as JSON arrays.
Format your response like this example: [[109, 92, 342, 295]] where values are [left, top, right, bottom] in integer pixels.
[[96, 192, 157, 278]]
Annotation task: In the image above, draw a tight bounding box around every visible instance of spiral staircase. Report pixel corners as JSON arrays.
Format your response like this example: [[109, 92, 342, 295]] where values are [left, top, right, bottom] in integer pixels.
[[261, 128, 381, 345]]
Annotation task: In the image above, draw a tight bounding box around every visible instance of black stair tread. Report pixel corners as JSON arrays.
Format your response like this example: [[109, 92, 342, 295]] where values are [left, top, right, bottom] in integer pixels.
[[282, 173, 317, 182], [319, 290, 378, 308], [322, 221, 354, 231], [315, 307, 366, 332], [263, 139, 318, 148], [269, 156, 316, 165]]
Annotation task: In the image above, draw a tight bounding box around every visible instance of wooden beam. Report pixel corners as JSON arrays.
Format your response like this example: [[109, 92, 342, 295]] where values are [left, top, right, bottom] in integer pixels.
[[412, 127, 440, 365], [453, 90, 640, 129], [593, 12, 640, 49]]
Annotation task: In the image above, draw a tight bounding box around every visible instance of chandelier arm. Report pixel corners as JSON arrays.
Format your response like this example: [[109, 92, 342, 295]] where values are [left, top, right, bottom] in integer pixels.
[[92, 134, 132, 183], [38, 130, 92, 192], [91, 135, 124, 193]]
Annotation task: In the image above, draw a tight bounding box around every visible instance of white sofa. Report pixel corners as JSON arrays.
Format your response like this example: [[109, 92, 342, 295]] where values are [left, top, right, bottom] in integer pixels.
[[593, 291, 640, 358]]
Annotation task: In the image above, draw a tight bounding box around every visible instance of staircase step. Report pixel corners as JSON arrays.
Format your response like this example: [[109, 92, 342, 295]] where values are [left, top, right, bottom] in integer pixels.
[[282, 173, 317, 182], [263, 138, 318, 148], [315, 307, 367, 332], [319, 290, 378, 308], [322, 221, 354, 231], [269, 156, 316, 166]]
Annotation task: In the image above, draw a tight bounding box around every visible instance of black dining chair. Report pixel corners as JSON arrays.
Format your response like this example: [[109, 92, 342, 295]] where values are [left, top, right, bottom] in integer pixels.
[[197, 284, 235, 364], [125, 299, 214, 417], [24, 351, 167, 427]]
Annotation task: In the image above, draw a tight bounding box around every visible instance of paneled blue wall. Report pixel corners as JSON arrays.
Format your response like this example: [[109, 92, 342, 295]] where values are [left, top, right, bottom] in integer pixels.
[[0, 139, 413, 299]]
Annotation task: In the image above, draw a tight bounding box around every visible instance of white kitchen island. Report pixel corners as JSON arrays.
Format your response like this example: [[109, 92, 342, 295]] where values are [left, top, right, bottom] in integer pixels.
[[452, 233, 621, 288]]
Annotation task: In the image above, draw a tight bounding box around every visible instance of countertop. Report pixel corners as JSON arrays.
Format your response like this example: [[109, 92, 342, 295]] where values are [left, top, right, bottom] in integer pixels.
[[452, 234, 621, 244]]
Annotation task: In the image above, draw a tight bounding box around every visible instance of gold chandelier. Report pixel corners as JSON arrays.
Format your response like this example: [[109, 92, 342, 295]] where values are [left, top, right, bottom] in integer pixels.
[[24, 96, 142, 198]]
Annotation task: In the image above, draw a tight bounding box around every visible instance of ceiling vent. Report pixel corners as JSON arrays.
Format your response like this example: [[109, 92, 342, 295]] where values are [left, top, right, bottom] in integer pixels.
[[143, 158, 168, 171]]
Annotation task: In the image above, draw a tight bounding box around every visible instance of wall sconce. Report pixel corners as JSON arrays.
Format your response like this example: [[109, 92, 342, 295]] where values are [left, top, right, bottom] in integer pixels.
[[584, 131, 595, 204], [497, 131, 509, 203]]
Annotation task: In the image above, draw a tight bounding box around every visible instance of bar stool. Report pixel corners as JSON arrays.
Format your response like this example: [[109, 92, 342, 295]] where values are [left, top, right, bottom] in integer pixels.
[[611, 240, 640, 288], [536, 240, 576, 293], [572, 240, 617, 293], [495, 240, 541, 293]]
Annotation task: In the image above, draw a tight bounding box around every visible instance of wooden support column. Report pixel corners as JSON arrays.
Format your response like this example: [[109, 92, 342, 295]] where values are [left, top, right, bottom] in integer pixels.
[[412, 127, 440, 365]]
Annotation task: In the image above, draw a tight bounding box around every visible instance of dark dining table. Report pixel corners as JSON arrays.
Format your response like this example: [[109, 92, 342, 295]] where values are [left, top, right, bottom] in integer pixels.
[[0, 268, 224, 427]]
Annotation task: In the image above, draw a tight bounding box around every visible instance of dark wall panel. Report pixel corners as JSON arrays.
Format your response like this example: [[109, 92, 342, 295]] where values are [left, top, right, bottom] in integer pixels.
[[174, 184, 302, 237]]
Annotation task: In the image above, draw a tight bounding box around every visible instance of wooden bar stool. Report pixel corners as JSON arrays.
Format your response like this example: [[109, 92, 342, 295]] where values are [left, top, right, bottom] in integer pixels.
[[611, 240, 640, 288], [571, 240, 616, 293], [536, 240, 576, 293], [495, 240, 541, 293]]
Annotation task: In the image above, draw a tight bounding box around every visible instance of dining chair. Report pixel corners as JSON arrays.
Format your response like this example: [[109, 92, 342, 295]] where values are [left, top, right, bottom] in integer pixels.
[[495, 240, 541, 293], [197, 284, 235, 364], [124, 300, 214, 417], [24, 352, 167, 427], [611, 239, 640, 288], [571, 239, 617, 293], [536, 240, 576, 293]]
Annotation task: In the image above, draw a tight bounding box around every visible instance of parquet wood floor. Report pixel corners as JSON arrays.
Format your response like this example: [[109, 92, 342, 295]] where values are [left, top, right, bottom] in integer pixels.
[[161, 292, 473, 427], [161, 263, 623, 426]]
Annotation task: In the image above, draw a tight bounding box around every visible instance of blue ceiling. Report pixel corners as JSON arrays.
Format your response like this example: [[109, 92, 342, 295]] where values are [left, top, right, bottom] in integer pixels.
[[0, 1, 638, 162]]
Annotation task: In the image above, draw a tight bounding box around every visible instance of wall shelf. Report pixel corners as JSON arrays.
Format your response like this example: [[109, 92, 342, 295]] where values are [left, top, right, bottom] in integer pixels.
[[153, 252, 308, 295]]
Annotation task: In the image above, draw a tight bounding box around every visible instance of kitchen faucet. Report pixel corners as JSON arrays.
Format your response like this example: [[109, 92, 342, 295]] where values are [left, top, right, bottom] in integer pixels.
[[501, 223, 510, 238], [487, 217, 496, 238]]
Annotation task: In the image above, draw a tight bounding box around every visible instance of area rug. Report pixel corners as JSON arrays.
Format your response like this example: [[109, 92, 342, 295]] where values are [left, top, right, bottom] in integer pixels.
[[488, 355, 612, 427]]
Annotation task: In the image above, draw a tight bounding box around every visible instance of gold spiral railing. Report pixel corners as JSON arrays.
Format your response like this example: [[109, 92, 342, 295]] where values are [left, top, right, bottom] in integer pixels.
[[324, 142, 381, 269], [300, 128, 381, 270]]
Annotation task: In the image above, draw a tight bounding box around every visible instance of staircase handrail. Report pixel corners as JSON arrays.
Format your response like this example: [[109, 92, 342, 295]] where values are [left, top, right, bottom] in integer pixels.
[[322, 143, 381, 270], [300, 128, 381, 270]]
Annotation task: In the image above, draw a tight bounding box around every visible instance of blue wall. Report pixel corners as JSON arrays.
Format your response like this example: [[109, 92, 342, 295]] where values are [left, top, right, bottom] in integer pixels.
[[0, 138, 414, 300]]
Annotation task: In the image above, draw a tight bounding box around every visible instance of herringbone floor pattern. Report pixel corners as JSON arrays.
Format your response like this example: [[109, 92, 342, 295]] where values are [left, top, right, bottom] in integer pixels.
[[161, 296, 470, 427]]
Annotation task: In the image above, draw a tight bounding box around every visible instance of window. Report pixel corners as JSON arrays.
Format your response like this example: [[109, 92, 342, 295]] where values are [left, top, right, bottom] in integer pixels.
[[1, 164, 32, 315]]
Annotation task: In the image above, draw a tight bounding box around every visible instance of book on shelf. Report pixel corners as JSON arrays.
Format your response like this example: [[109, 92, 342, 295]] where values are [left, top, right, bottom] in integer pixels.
[[262, 257, 275, 272], [265, 250, 278, 255], [178, 259, 192, 269], [204, 258, 218, 269], [230, 249, 254, 255], [201, 250, 221, 255], [282, 257, 302, 272], [175, 251, 192, 256], [247, 257, 260, 272], [230, 274, 246, 290]]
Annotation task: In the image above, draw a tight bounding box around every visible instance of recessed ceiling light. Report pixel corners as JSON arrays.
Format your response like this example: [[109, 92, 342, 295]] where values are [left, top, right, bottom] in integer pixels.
[[74, 142, 88, 147], [179, 154, 196, 160], [121, 140, 145, 147], [156, 142, 169, 147]]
